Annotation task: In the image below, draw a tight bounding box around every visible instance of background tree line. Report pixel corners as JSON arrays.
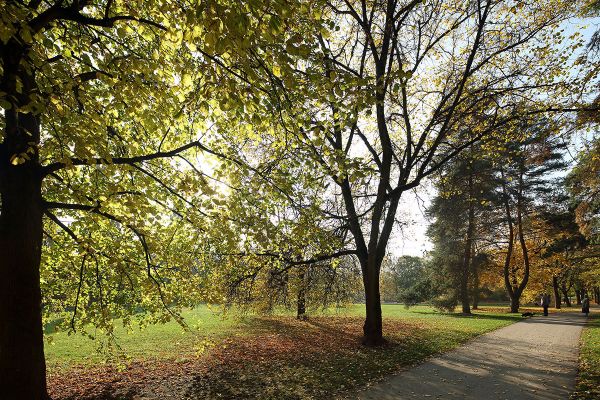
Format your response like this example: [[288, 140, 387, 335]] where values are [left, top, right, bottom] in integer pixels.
[[380, 126, 600, 312]]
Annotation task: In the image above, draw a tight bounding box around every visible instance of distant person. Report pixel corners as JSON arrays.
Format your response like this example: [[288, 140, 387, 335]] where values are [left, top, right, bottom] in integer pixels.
[[541, 293, 550, 316], [582, 295, 590, 317]]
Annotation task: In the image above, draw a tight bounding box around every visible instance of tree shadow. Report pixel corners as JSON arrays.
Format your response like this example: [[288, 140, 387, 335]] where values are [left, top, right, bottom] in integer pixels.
[[61, 387, 137, 400], [409, 311, 520, 322]]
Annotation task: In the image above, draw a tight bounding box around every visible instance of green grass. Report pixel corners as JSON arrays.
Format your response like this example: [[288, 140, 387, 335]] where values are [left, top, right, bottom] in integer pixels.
[[45, 305, 249, 367], [572, 313, 600, 400], [44, 304, 518, 368], [46, 304, 522, 399]]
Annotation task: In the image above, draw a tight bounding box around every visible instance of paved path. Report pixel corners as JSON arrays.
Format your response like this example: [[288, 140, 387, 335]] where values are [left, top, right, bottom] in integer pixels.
[[357, 312, 588, 400]]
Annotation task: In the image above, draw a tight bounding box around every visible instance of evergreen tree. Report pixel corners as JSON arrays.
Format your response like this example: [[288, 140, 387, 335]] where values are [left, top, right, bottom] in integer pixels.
[[495, 118, 568, 312], [427, 145, 497, 313]]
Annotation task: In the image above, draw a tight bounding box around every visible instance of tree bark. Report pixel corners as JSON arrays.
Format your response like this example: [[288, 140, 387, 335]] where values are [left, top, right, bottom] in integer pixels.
[[552, 276, 561, 309], [472, 259, 480, 310], [576, 289, 582, 305], [500, 168, 519, 313], [296, 269, 307, 320], [460, 171, 474, 314], [594, 287, 600, 305], [510, 297, 520, 313], [0, 70, 48, 397], [361, 256, 384, 346], [509, 169, 530, 314], [560, 281, 572, 307]]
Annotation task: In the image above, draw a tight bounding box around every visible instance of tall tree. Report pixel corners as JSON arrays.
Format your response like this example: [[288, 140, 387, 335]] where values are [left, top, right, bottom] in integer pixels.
[[566, 138, 600, 302], [0, 0, 298, 396], [215, 0, 588, 344], [496, 118, 568, 312], [427, 145, 497, 314], [1, 2, 185, 396]]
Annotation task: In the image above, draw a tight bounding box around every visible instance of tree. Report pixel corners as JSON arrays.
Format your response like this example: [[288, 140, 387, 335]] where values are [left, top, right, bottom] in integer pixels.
[[495, 118, 568, 312], [566, 138, 600, 304], [380, 255, 431, 305], [427, 144, 497, 314], [1, 2, 190, 396], [567, 138, 600, 242], [191, 112, 360, 318], [215, 185, 360, 318], [222, 0, 587, 345], [0, 0, 299, 396]]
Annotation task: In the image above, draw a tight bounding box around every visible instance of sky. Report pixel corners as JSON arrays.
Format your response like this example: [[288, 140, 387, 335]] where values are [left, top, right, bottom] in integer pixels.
[[387, 186, 433, 257]]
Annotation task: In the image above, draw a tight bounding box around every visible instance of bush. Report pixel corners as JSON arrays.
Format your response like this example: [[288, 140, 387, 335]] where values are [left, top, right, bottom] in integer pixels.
[[398, 279, 433, 307], [431, 293, 458, 312]]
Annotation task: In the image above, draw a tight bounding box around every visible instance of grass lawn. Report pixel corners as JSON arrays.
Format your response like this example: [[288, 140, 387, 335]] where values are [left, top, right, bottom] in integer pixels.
[[46, 304, 521, 400], [572, 312, 600, 400]]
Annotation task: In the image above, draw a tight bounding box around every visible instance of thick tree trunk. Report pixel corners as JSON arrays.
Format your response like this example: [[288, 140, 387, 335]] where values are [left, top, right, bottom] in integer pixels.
[[0, 101, 48, 397], [510, 295, 520, 313], [296, 270, 307, 320], [361, 256, 384, 346], [552, 276, 561, 309], [459, 265, 471, 314]]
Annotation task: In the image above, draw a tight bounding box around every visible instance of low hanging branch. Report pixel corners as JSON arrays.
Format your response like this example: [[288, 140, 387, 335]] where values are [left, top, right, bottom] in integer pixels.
[[44, 201, 183, 324], [224, 248, 358, 267]]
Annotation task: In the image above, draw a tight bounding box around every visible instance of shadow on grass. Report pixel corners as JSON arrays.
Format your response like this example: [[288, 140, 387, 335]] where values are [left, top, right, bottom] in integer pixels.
[[409, 311, 520, 322], [49, 313, 515, 400], [182, 320, 470, 400]]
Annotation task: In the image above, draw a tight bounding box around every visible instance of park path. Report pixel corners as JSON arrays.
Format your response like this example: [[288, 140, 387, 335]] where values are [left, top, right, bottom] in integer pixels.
[[356, 311, 588, 400]]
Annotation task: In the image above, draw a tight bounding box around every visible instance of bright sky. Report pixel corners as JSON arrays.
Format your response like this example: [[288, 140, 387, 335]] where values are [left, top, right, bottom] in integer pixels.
[[387, 186, 433, 257]]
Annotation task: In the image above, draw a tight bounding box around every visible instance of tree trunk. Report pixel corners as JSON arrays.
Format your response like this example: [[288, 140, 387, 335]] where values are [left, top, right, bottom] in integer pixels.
[[460, 172, 475, 314], [500, 168, 517, 313], [459, 277, 470, 313], [580, 287, 587, 304], [562, 290, 571, 307], [0, 87, 48, 397], [576, 289, 582, 305], [594, 287, 600, 305], [472, 260, 480, 310], [560, 282, 572, 307], [459, 257, 471, 314], [552, 276, 561, 309], [361, 256, 384, 346], [510, 295, 520, 313], [296, 269, 307, 320], [510, 169, 530, 314]]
